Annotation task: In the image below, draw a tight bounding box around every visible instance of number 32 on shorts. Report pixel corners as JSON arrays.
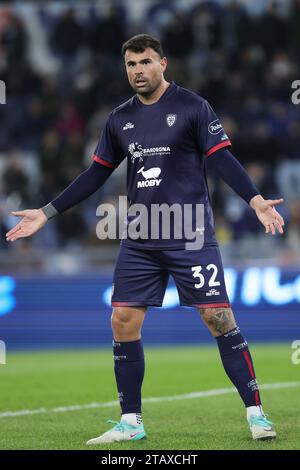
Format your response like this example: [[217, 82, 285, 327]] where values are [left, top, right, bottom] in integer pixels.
[[191, 264, 220, 289]]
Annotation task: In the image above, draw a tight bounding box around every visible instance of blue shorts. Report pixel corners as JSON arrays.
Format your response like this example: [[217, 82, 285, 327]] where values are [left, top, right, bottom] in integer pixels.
[[111, 244, 230, 309]]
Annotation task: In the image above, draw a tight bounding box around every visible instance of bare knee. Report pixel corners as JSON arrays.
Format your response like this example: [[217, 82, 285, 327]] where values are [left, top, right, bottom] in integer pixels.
[[111, 306, 146, 341], [199, 307, 236, 337]]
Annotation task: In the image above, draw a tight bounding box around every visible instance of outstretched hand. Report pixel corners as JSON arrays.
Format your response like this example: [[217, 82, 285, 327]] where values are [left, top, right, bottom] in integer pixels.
[[249, 195, 285, 235], [6, 209, 48, 242]]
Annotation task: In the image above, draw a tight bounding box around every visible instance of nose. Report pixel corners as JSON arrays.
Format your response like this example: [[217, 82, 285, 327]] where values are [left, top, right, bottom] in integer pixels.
[[135, 63, 144, 75]]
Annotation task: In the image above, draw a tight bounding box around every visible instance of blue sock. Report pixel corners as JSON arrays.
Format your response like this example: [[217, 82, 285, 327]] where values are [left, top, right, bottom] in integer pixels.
[[216, 327, 261, 407], [113, 339, 145, 415]]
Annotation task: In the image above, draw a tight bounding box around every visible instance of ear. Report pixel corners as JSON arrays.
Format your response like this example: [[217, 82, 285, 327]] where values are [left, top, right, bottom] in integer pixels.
[[160, 57, 168, 73]]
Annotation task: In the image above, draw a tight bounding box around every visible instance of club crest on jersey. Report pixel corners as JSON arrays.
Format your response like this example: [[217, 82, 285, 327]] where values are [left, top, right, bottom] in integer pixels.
[[166, 114, 177, 127]]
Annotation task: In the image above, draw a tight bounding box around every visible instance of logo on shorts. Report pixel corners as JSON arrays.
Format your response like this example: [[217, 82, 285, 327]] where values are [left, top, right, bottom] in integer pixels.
[[232, 341, 248, 350], [206, 288, 220, 297], [166, 114, 177, 127], [137, 166, 162, 188], [248, 379, 259, 391], [208, 119, 223, 135]]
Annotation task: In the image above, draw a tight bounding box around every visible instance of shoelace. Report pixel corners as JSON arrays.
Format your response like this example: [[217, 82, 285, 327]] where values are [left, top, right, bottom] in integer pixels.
[[250, 414, 274, 427], [106, 419, 125, 432]]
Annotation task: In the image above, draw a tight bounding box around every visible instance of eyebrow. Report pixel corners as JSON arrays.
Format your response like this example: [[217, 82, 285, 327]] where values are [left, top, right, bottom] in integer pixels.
[[126, 58, 152, 66]]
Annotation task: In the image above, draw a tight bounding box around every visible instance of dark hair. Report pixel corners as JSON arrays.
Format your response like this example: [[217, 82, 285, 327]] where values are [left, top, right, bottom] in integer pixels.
[[121, 34, 164, 58]]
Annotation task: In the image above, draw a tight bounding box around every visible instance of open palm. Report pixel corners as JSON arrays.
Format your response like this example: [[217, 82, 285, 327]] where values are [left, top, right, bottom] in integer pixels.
[[253, 198, 285, 235], [6, 209, 48, 242]]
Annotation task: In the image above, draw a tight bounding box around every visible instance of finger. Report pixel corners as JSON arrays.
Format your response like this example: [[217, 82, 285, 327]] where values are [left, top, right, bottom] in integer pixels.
[[265, 223, 275, 235], [275, 214, 285, 227], [7, 228, 27, 242], [267, 198, 284, 207], [7, 234, 22, 242], [11, 210, 27, 217], [271, 209, 285, 226], [6, 221, 24, 236], [269, 223, 276, 235], [274, 220, 284, 234], [7, 224, 25, 237], [6, 224, 22, 238], [275, 214, 285, 226]]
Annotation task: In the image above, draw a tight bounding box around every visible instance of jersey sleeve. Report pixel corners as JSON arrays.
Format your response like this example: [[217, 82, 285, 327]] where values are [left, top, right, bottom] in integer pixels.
[[93, 112, 125, 168], [194, 100, 231, 157]]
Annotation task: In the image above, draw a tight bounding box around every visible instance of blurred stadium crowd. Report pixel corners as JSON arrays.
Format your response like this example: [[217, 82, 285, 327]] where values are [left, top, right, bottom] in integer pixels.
[[0, 0, 300, 270]]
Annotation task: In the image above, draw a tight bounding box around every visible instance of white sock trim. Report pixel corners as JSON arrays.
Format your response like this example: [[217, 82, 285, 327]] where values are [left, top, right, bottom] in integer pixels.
[[121, 413, 142, 426], [247, 405, 264, 420]]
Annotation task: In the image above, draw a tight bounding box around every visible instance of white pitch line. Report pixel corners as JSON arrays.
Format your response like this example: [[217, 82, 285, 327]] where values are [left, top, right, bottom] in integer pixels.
[[0, 381, 299, 419]]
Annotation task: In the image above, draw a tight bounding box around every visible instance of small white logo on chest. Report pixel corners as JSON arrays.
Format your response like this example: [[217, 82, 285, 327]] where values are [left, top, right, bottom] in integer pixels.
[[123, 122, 135, 130]]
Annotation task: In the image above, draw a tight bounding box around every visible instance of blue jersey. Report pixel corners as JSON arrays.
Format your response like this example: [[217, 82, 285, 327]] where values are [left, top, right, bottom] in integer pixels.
[[93, 82, 231, 249]]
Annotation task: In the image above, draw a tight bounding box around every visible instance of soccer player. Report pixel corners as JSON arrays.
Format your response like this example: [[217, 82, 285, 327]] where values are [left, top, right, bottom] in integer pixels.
[[6, 34, 284, 444]]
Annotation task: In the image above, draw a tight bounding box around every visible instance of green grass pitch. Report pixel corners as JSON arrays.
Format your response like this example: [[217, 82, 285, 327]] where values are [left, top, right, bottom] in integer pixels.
[[0, 344, 299, 450]]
